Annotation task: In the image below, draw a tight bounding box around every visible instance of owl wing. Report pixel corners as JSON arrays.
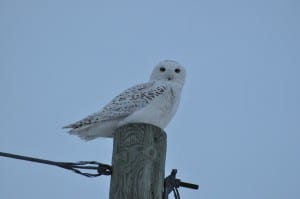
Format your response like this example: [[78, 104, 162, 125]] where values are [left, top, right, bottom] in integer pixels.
[[63, 81, 168, 130]]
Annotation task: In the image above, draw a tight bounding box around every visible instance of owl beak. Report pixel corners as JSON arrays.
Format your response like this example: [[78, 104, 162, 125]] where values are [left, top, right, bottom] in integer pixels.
[[168, 74, 174, 81]]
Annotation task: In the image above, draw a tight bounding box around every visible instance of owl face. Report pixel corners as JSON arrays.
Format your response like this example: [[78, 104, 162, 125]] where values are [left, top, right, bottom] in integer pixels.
[[150, 60, 186, 86]]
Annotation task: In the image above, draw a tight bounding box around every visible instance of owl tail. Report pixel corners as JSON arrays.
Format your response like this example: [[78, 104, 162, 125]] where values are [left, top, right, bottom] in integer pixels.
[[63, 121, 115, 140]]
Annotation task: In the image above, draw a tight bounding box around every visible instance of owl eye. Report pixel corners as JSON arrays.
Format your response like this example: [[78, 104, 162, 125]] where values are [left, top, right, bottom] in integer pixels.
[[160, 67, 166, 72], [175, 68, 181, 73]]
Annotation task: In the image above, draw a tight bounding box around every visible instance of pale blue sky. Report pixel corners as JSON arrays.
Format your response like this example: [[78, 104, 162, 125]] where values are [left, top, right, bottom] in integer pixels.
[[1, 0, 299, 199]]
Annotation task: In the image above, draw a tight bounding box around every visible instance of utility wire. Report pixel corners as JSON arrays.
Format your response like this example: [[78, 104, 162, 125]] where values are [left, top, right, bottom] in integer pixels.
[[1, 152, 198, 198], [0, 152, 112, 177], [163, 169, 199, 199]]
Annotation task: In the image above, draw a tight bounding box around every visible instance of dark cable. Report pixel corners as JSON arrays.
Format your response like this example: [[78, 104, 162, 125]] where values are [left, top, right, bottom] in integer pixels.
[[163, 169, 199, 199], [0, 152, 112, 177], [1, 152, 199, 198]]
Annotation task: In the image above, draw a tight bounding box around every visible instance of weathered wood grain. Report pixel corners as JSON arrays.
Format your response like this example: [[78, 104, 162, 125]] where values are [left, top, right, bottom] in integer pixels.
[[109, 123, 167, 199]]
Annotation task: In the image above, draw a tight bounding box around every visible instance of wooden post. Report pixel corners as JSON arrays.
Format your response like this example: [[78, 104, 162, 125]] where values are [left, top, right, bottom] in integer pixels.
[[109, 123, 167, 199]]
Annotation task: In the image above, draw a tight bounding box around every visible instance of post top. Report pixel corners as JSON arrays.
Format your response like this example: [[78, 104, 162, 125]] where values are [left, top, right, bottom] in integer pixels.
[[115, 123, 166, 135]]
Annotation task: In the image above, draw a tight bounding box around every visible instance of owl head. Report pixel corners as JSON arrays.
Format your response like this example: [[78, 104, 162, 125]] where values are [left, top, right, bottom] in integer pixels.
[[150, 60, 186, 86]]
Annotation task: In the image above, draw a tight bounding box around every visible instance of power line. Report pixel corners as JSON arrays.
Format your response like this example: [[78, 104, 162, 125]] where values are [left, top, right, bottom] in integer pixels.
[[0, 151, 112, 177], [1, 151, 198, 198], [163, 169, 199, 199]]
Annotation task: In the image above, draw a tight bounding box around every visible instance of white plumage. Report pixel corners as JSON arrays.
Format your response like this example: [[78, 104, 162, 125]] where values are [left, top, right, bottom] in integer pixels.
[[63, 60, 186, 140]]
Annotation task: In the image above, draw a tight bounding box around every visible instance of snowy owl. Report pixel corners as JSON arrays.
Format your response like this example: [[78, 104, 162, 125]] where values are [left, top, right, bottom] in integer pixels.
[[63, 60, 186, 140]]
